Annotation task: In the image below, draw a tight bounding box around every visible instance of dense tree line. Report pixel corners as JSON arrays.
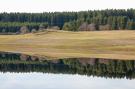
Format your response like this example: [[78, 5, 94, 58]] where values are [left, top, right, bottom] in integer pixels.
[[0, 22, 48, 34], [0, 52, 135, 79], [0, 9, 135, 33]]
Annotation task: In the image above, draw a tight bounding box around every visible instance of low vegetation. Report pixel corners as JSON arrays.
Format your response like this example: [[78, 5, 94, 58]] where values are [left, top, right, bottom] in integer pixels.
[[0, 30, 135, 60]]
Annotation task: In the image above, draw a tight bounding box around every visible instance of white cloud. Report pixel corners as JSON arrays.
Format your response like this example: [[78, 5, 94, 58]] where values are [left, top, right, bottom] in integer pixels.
[[0, 0, 134, 12]]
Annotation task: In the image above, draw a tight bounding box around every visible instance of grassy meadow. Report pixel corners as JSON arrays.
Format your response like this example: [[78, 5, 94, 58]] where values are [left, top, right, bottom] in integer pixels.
[[0, 30, 135, 60]]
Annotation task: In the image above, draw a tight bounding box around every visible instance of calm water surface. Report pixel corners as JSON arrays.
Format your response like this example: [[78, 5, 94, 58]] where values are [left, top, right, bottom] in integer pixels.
[[0, 52, 135, 89], [0, 73, 135, 89]]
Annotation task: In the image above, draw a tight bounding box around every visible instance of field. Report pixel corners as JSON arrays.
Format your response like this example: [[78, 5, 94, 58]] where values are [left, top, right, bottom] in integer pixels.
[[0, 30, 135, 60]]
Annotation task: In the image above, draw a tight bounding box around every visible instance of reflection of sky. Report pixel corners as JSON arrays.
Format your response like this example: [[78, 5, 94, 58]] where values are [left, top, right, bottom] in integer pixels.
[[0, 72, 134, 89]]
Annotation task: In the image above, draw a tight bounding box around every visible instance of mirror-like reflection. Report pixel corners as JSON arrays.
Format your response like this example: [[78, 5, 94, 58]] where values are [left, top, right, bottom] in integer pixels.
[[0, 52, 135, 79], [0, 72, 135, 89]]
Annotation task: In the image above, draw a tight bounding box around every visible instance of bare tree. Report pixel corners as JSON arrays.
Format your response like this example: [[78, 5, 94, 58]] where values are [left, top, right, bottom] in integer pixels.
[[79, 22, 88, 31], [87, 23, 96, 31], [31, 29, 37, 33], [20, 26, 29, 34]]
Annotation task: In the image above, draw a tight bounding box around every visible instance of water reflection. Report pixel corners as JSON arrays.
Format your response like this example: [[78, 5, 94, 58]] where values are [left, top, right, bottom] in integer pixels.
[[0, 52, 135, 79], [0, 73, 135, 89]]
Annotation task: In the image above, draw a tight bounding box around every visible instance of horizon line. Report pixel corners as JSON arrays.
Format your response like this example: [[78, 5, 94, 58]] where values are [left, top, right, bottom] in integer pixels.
[[0, 8, 134, 13]]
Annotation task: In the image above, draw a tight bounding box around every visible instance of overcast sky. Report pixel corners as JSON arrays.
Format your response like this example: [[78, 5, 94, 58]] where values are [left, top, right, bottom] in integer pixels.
[[0, 0, 135, 13]]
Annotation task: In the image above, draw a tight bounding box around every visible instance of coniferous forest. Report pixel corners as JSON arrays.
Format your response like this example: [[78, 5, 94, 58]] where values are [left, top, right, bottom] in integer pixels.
[[0, 9, 135, 33]]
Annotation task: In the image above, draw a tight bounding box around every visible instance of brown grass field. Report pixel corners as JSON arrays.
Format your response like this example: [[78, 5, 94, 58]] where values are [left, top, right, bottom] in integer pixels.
[[0, 30, 135, 60]]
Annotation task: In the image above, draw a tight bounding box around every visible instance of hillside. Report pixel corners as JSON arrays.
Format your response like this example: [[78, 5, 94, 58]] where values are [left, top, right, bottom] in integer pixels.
[[0, 30, 135, 60]]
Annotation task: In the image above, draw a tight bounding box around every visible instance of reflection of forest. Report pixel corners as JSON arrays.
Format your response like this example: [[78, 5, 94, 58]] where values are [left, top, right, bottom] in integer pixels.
[[0, 52, 135, 79]]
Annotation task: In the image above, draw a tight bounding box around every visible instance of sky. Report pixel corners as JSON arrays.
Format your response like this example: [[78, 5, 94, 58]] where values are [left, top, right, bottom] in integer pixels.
[[0, 0, 135, 13]]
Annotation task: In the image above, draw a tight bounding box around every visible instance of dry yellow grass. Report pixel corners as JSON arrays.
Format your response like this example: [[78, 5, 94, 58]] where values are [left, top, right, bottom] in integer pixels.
[[0, 30, 135, 60]]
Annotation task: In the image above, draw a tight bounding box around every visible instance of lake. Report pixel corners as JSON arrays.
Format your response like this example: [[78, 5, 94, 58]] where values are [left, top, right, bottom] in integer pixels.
[[0, 52, 135, 89], [1, 73, 135, 89]]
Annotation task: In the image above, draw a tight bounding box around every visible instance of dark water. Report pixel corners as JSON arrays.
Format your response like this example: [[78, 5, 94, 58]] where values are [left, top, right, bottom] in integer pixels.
[[0, 52, 135, 89]]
